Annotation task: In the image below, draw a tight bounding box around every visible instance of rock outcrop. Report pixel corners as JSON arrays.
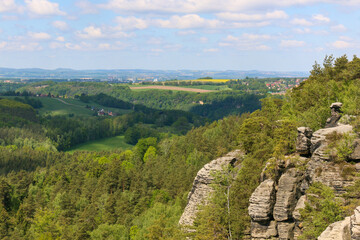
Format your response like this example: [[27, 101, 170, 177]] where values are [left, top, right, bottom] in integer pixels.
[[249, 103, 360, 240], [318, 206, 360, 240], [296, 127, 313, 156], [179, 150, 243, 227], [325, 102, 343, 128]]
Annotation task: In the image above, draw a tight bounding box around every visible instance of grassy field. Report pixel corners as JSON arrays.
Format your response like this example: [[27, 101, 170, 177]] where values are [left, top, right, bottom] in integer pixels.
[[129, 85, 214, 92], [67, 135, 133, 153]]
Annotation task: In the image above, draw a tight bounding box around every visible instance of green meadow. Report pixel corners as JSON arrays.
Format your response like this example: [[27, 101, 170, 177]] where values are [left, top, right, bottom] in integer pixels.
[[67, 135, 133, 153]]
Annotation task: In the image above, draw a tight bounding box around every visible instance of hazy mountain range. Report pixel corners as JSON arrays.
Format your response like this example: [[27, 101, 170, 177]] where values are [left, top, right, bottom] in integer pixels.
[[0, 68, 309, 81]]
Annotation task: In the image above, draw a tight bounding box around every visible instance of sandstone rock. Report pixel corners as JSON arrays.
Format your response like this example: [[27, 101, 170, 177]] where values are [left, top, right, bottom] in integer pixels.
[[273, 168, 301, 221], [318, 217, 351, 240], [292, 195, 307, 221], [277, 222, 295, 240], [310, 125, 353, 161], [326, 102, 343, 128], [249, 179, 276, 221], [251, 221, 277, 239], [307, 160, 355, 195], [296, 127, 313, 156], [179, 150, 243, 227], [349, 139, 360, 161], [350, 206, 360, 240]]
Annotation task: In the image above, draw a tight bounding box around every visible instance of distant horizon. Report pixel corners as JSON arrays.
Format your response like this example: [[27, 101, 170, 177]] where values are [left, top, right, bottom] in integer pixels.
[[0, 66, 310, 73], [0, 1, 357, 72]]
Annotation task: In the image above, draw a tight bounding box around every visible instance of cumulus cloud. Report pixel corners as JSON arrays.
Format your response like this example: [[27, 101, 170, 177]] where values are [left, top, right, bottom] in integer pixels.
[[155, 14, 221, 29], [203, 48, 219, 52], [219, 34, 272, 50], [52, 21, 69, 31], [331, 40, 351, 48], [56, 36, 65, 42], [291, 18, 313, 26], [331, 24, 347, 32], [76, 26, 103, 39], [280, 40, 306, 47], [216, 10, 288, 21], [76, 0, 99, 14], [312, 14, 330, 23], [115, 16, 148, 30], [28, 32, 51, 40], [0, 0, 18, 12], [101, 0, 356, 14], [25, 0, 65, 16]]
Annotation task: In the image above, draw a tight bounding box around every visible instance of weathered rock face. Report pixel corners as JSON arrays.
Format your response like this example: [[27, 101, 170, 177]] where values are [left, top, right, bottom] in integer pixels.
[[318, 206, 360, 240], [273, 169, 302, 222], [318, 217, 351, 240], [350, 207, 360, 239], [249, 120, 359, 239], [296, 127, 313, 156], [310, 124, 353, 161], [179, 150, 243, 227], [249, 179, 276, 222]]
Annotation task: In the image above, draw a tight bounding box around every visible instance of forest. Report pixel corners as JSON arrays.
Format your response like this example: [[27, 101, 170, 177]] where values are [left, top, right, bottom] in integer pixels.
[[1, 55, 360, 239]]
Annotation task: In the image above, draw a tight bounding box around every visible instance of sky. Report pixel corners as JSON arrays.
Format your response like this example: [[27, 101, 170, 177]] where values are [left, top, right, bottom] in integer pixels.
[[0, 0, 360, 71]]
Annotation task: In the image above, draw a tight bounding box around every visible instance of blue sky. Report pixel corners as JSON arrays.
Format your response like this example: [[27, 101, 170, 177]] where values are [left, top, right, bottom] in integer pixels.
[[0, 0, 360, 71]]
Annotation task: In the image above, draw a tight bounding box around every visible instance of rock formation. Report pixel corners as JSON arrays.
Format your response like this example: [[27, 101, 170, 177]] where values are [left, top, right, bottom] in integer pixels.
[[179, 150, 243, 228], [249, 103, 360, 240], [318, 206, 360, 240], [326, 102, 343, 128]]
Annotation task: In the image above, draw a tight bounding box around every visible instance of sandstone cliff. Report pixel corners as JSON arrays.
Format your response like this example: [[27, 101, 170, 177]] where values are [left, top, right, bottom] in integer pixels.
[[179, 150, 244, 228], [249, 115, 360, 240]]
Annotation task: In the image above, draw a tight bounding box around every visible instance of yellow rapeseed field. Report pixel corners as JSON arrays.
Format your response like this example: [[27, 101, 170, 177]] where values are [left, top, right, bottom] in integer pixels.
[[181, 79, 231, 83]]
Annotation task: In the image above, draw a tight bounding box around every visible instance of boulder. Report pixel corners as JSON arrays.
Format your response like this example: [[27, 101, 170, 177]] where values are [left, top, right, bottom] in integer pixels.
[[318, 217, 351, 240], [273, 168, 301, 221], [179, 150, 243, 227], [249, 179, 276, 221]]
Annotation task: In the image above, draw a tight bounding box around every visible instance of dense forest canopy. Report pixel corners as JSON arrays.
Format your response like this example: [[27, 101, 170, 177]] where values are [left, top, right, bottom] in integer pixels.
[[1, 55, 360, 239]]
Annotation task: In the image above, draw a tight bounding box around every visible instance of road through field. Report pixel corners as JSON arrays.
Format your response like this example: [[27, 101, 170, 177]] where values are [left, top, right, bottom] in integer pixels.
[[130, 85, 215, 92]]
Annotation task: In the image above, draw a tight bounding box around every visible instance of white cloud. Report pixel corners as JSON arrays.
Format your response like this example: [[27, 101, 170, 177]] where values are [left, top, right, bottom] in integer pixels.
[[291, 18, 313, 26], [177, 30, 196, 35], [331, 40, 351, 48], [115, 16, 148, 30], [203, 48, 219, 52], [25, 0, 65, 16], [28, 32, 51, 40], [216, 10, 288, 21], [77, 26, 103, 39], [98, 43, 111, 49], [219, 34, 272, 50], [155, 14, 221, 29], [52, 21, 69, 31], [76, 0, 99, 14], [312, 14, 330, 23], [280, 40, 306, 47], [49, 42, 63, 49], [199, 37, 208, 43], [0, 0, 17, 12], [101, 0, 356, 14], [56, 36, 65, 42], [0, 41, 7, 49], [331, 24, 347, 32]]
